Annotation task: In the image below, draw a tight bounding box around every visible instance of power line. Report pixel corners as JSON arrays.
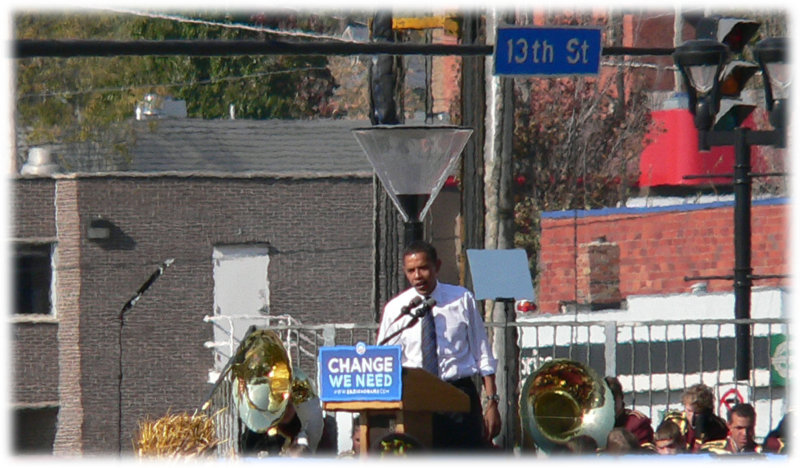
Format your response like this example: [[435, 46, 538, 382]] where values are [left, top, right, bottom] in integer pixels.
[[17, 66, 329, 100], [105, 8, 357, 43]]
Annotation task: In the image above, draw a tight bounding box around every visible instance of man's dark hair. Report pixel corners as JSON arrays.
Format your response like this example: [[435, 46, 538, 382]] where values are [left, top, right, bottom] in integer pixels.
[[565, 434, 598, 454], [605, 376, 624, 401], [605, 428, 641, 453], [403, 240, 438, 263], [655, 419, 683, 443], [728, 403, 756, 423]]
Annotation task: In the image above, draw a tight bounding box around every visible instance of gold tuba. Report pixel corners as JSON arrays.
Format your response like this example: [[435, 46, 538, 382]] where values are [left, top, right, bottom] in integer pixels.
[[520, 359, 615, 452]]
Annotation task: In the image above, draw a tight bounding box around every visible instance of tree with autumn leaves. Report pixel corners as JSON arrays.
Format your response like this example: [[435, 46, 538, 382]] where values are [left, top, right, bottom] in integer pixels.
[[14, 10, 364, 166], [508, 10, 653, 275]]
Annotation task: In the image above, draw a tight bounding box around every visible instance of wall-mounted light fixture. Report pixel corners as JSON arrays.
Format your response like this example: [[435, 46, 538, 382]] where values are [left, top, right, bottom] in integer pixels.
[[87, 217, 113, 240]]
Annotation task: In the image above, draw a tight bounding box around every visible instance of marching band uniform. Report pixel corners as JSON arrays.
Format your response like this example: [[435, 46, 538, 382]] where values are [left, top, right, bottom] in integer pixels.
[[617, 408, 655, 445], [700, 435, 760, 454], [663, 410, 728, 453]]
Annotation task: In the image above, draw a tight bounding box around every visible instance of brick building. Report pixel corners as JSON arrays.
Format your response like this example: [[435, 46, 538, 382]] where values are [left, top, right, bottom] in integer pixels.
[[11, 119, 382, 455], [536, 197, 789, 313]]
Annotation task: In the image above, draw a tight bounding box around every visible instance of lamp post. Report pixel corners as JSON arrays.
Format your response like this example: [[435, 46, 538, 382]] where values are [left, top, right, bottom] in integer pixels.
[[673, 36, 789, 381], [352, 125, 473, 246]]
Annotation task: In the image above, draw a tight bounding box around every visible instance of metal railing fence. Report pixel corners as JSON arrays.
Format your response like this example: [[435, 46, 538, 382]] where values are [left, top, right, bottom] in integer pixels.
[[202, 317, 788, 455]]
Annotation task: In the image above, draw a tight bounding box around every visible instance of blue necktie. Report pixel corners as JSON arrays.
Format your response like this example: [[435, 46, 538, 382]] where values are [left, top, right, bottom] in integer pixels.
[[420, 298, 438, 377]]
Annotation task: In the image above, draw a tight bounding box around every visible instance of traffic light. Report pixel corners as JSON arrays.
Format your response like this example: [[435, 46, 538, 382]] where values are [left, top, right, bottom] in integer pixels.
[[695, 16, 761, 53], [719, 60, 759, 97], [714, 60, 759, 130], [693, 15, 762, 131]]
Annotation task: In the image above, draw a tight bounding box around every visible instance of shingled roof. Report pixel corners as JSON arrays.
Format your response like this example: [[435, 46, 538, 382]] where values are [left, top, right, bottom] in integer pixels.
[[128, 118, 374, 176], [19, 118, 376, 177]]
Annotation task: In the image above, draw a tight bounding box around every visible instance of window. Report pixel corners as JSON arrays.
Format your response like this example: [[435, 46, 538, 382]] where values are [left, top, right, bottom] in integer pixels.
[[13, 406, 58, 454], [13, 243, 53, 315]]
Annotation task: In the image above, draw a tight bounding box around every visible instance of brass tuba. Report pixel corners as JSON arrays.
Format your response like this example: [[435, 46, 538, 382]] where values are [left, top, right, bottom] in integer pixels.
[[228, 328, 324, 452], [520, 359, 615, 452], [230, 329, 293, 433]]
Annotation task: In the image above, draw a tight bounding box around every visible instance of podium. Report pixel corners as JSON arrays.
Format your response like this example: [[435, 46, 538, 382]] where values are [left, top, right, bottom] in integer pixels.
[[323, 367, 470, 456]]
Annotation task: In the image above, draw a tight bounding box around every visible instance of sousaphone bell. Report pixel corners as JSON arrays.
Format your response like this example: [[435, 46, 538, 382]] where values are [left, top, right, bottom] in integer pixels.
[[520, 359, 615, 452]]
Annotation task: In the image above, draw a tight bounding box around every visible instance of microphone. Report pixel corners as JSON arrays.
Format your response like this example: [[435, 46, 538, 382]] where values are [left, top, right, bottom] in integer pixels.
[[413, 297, 437, 318], [379, 297, 437, 346], [389, 297, 426, 327], [400, 296, 423, 315]]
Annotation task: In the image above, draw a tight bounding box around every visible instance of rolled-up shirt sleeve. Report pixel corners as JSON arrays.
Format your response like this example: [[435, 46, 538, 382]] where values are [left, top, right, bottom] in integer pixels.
[[465, 292, 497, 376]]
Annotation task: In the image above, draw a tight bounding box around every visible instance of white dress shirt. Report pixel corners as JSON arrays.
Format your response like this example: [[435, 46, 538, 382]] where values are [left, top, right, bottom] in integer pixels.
[[376, 281, 497, 381]]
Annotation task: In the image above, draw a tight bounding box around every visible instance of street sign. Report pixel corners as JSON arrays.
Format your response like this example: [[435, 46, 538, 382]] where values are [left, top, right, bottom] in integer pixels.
[[494, 26, 602, 76], [318, 343, 403, 402]]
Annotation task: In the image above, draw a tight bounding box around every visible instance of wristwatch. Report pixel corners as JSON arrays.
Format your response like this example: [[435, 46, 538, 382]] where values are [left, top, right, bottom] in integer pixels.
[[485, 394, 500, 403]]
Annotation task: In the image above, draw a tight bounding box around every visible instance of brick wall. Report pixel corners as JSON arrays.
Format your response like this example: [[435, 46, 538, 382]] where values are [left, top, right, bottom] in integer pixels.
[[12, 174, 375, 455], [537, 199, 789, 314], [11, 178, 60, 405], [12, 177, 56, 239], [11, 323, 59, 404]]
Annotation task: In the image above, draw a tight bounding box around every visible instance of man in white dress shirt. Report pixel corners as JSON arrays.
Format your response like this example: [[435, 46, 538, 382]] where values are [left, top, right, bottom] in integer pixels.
[[377, 240, 501, 451]]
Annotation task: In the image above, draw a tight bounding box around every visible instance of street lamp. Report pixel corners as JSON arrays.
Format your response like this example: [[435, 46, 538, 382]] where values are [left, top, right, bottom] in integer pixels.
[[673, 35, 789, 381], [352, 125, 473, 245], [754, 37, 790, 136]]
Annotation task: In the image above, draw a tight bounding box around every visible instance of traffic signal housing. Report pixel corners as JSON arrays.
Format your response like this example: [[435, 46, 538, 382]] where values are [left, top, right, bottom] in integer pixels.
[[695, 16, 761, 53], [690, 15, 762, 132], [714, 60, 759, 130]]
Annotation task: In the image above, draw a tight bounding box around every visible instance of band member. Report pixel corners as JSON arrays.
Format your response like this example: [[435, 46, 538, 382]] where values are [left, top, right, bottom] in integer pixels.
[[605, 376, 654, 446], [701, 403, 759, 454], [649, 419, 685, 454], [662, 383, 728, 452]]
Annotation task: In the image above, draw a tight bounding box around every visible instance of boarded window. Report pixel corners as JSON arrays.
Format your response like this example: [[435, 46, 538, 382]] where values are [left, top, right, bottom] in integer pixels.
[[211, 245, 271, 373]]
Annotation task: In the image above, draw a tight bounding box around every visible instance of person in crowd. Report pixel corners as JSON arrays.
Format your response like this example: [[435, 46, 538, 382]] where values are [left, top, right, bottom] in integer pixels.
[[376, 240, 500, 451], [662, 383, 728, 452], [605, 376, 654, 446], [337, 415, 362, 458], [605, 428, 644, 454], [762, 412, 788, 454], [701, 403, 759, 454], [651, 419, 686, 455], [548, 435, 599, 455], [375, 432, 425, 457]]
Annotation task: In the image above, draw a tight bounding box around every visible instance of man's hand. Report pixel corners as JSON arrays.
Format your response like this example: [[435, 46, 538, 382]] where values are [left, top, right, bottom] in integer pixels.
[[483, 400, 502, 442], [481, 374, 502, 442]]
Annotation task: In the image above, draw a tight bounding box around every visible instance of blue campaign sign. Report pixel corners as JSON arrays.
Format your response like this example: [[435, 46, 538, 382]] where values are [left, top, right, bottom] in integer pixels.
[[494, 26, 602, 76], [318, 343, 402, 402]]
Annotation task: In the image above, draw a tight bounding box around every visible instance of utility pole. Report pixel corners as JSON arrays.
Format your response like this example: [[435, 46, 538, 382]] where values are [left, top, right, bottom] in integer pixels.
[[459, 12, 486, 284], [369, 11, 406, 320], [483, 8, 519, 451]]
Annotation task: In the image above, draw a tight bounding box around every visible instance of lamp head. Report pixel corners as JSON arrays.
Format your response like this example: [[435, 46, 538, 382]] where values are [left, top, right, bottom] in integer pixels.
[[673, 40, 730, 133], [754, 37, 789, 130]]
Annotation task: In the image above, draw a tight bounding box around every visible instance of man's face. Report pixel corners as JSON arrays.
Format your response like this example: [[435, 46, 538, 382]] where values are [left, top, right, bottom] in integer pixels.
[[728, 413, 755, 449], [403, 251, 440, 296], [683, 400, 697, 424], [654, 438, 680, 455]]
